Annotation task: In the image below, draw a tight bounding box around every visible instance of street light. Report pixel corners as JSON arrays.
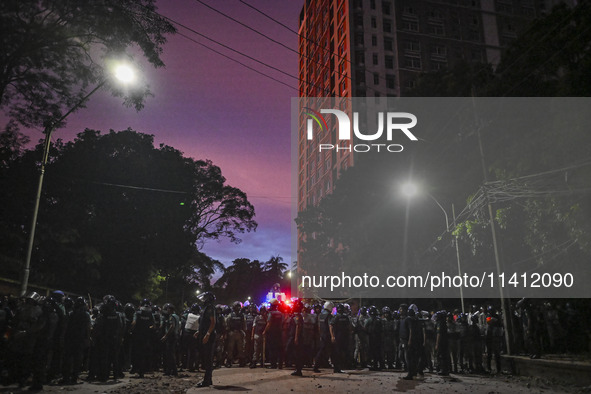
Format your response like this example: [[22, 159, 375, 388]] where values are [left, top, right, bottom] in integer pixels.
[[20, 62, 137, 296], [196, 290, 201, 295], [401, 181, 465, 313]]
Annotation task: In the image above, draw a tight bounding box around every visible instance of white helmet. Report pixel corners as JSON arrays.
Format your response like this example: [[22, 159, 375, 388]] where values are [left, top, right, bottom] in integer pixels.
[[323, 301, 334, 310]]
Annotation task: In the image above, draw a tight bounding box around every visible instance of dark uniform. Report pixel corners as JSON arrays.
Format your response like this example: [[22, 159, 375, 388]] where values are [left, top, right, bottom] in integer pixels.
[[61, 298, 91, 384], [313, 305, 333, 372], [265, 303, 283, 368], [251, 309, 268, 367], [289, 308, 304, 376], [132, 304, 155, 377], [197, 298, 216, 387], [226, 308, 246, 367], [330, 306, 350, 373]]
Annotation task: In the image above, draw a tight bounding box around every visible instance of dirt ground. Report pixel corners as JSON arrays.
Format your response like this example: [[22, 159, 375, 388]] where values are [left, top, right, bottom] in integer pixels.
[[1, 367, 588, 393]]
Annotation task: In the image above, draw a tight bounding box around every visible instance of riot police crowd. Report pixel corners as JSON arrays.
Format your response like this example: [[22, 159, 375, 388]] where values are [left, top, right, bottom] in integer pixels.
[[0, 290, 585, 390]]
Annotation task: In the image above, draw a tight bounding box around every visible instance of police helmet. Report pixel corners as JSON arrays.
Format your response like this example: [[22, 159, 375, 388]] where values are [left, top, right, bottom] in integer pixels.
[[63, 297, 74, 310], [232, 301, 243, 311], [141, 298, 152, 307], [336, 304, 345, 314], [74, 296, 87, 309], [323, 301, 334, 311], [190, 303, 201, 314], [163, 303, 175, 312], [382, 306, 391, 315], [259, 306, 268, 314], [124, 303, 136, 315], [292, 299, 303, 313], [51, 290, 65, 301], [25, 291, 42, 304], [197, 291, 216, 305], [368, 305, 378, 316], [358, 306, 368, 316]]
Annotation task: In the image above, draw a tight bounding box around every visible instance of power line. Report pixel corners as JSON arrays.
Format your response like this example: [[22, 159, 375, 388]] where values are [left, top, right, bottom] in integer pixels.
[[195, 0, 358, 94], [238, 0, 392, 94], [176, 31, 297, 91]]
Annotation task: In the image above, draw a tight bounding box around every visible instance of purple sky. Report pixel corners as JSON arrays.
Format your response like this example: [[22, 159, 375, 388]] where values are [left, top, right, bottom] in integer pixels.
[[19, 0, 304, 269]]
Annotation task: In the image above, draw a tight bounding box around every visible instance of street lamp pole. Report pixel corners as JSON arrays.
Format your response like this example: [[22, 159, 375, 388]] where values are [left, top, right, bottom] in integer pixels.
[[401, 184, 465, 313], [20, 81, 106, 296], [427, 193, 464, 313], [20, 61, 138, 296]]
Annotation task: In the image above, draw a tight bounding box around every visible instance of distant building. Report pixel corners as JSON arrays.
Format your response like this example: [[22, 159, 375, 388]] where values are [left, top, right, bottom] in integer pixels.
[[295, 0, 573, 274], [297, 0, 570, 211]]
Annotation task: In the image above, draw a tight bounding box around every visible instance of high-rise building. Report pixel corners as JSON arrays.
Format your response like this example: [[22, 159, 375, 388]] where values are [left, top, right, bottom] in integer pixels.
[[296, 0, 569, 213]]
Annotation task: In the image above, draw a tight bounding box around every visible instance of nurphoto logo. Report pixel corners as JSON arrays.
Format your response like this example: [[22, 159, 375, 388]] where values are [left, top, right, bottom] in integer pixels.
[[303, 107, 418, 153]]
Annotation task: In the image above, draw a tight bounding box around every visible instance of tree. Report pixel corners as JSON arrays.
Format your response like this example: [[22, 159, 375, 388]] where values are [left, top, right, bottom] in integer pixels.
[[0, 0, 176, 127], [0, 128, 256, 300]]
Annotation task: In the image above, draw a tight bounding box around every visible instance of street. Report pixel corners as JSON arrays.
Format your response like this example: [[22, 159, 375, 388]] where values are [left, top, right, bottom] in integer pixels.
[[1, 367, 578, 393]]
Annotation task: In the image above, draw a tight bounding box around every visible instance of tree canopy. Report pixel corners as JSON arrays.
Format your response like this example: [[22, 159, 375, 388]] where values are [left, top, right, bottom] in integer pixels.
[[0, 0, 176, 127], [0, 128, 256, 301]]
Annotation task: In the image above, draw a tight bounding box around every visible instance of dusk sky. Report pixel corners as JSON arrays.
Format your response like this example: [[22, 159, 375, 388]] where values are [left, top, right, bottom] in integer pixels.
[[19, 0, 304, 269]]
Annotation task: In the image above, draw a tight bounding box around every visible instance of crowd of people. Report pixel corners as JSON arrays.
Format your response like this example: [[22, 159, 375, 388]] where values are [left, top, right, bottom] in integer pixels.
[[0, 290, 585, 390]]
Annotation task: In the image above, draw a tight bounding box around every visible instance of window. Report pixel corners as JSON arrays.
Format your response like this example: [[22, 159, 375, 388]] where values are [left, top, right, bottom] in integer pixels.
[[372, 53, 378, 65], [428, 23, 444, 36], [382, 2, 391, 15], [405, 56, 421, 69], [355, 33, 364, 46], [431, 45, 447, 56], [385, 55, 394, 69], [370, 0, 375, 10], [372, 35, 377, 46], [386, 75, 395, 89], [403, 40, 420, 52], [403, 7, 416, 15], [384, 38, 393, 51], [371, 17, 377, 29], [402, 21, 419, 31], [373, 73, 379, 85], [432, 61, 447, 70], [383, 19, 392, 33]]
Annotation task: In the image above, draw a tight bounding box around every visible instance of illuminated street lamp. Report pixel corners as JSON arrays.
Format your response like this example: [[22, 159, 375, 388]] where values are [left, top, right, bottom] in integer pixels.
[[20, 62, 138, 296], [401, 181, 464, 313], [196, 290, 201, 295]]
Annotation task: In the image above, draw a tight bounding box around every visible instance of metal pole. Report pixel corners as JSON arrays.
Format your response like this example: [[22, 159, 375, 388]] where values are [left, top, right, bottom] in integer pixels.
[[473, 94, 512, 355], [20, 123, 54, 296], [20, 81, 106, 296], [452, 204, 465, 314]]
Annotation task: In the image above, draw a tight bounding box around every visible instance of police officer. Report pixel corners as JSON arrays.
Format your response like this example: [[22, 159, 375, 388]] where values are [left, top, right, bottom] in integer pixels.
[[301, 304, 318, 367], [353, 307, 369, 369], [435, 310, 451, 376], [195, 291, 217, 387], [250, 305, 268, 368], [381, 307, 396, 369], [9, 292, 44, 389], [313, 301, 333, 373], [225, 301, 246, 367], [161, 303, 179, 376], [289, 299, 305, 376], [132, 298, 155, 378], [184, 303, 201, 372], [244, 304, 256, 364], [401, 304, 421, 380], [330, 304, 350, 373], [263, 298, 283, 369], [121, 303, 135, 373], [366, 306, 383, 371], [95, 295, 123, 381], [61, 297, 91, 384], [485, 306, 503, 374]]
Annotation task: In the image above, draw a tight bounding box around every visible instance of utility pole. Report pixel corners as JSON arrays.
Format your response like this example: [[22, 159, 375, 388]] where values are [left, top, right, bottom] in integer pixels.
[[472, 93, 512, 355]]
